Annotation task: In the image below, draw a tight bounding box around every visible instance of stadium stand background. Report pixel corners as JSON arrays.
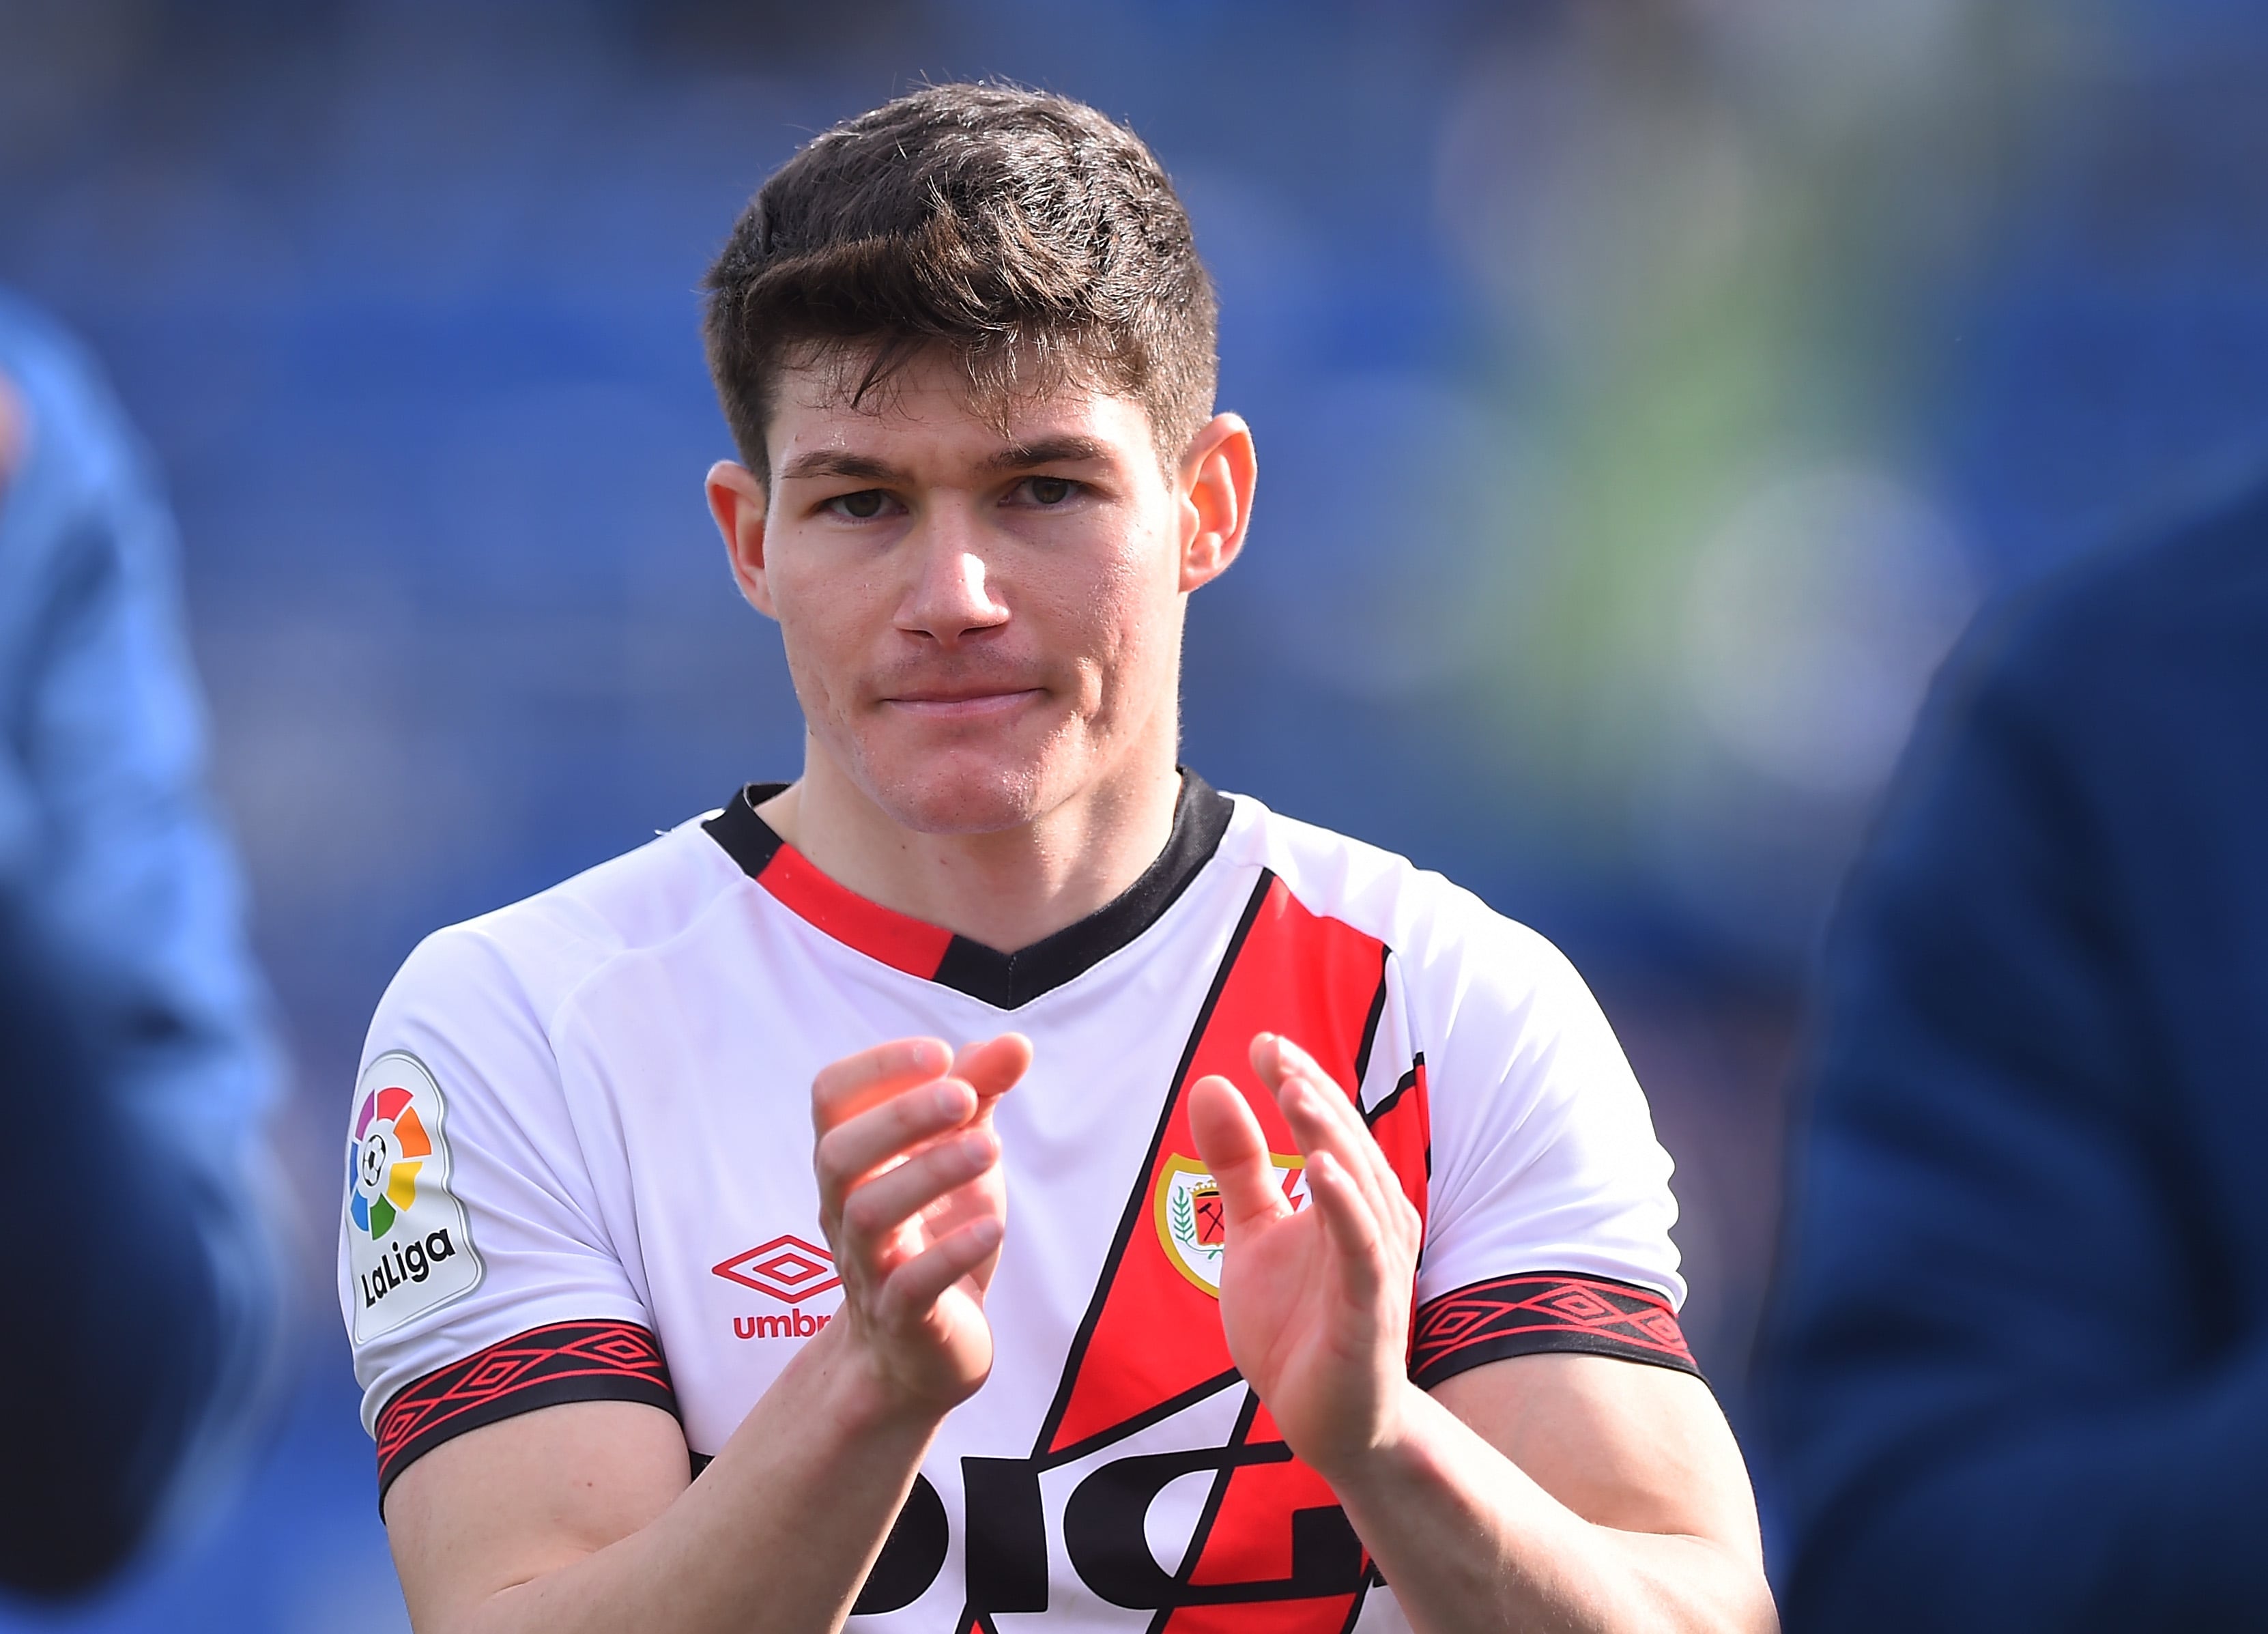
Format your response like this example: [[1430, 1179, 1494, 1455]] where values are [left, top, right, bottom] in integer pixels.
[[2, 1, 2263, 1626]]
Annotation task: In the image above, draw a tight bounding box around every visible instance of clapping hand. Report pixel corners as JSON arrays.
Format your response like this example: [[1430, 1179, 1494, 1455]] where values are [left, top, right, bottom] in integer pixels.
[[1189, 1033, 1423, 1482]]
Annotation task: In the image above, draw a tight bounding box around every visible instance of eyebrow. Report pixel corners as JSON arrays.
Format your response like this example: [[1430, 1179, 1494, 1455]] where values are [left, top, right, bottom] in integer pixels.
[[777, 434, 1115, 486], [777, 450, 906, 484], [984, 434, 1112, 472]]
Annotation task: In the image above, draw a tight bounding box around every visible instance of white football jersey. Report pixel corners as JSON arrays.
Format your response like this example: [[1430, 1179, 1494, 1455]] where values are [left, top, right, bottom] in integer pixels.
[[339, 776, 1694, 1633]]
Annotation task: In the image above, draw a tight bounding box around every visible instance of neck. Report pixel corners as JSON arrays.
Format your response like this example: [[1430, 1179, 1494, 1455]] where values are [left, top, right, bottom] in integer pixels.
[[758, 748, 1184, 954]]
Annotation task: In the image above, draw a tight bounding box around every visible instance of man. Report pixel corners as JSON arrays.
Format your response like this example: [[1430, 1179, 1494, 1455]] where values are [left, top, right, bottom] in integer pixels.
[[0, 290, 283, 1594], [344, 85, 1772, 1633], [1760, 479, 2268, 1629]]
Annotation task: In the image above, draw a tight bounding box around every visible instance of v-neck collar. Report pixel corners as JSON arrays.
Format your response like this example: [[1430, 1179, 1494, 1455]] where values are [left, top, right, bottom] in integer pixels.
[[702, 771, 1235, 1009]]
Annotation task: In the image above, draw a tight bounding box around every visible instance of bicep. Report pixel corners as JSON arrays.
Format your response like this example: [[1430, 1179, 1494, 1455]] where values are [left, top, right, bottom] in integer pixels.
[[1433, 1352, 1762, 1561], [384, 1399, 690, 1634]]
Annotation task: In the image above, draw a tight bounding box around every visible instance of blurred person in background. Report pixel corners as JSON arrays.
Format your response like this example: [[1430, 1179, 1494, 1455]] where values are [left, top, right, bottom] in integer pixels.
[[1758, 477, 2268, 1628], [0, 291, 285, 1596]]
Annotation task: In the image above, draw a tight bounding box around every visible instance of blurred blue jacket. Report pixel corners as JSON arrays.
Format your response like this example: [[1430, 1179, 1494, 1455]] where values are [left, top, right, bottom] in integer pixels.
[[0, 292, 283, 1596], [1759, 481, 2268, 1629]]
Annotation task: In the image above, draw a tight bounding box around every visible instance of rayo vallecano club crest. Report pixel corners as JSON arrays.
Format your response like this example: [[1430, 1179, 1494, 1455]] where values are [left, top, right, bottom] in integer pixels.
[[1153, 1152, 1309, 1296]]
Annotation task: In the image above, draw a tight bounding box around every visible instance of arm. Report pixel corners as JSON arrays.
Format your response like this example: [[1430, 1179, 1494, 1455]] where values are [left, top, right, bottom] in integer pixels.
[[0, 333, 282, 1593], [1192, 1035, 1774, 1634], [384, 1033, 1030, 1634], [1759, 526, 2268, 1629]]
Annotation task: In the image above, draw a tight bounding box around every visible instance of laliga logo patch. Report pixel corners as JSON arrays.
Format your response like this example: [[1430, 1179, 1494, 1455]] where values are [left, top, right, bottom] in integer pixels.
[[349, 1082, 429, 1239], [346, 1051, 482, 1342], [1153, 1152, 1308, 1296]]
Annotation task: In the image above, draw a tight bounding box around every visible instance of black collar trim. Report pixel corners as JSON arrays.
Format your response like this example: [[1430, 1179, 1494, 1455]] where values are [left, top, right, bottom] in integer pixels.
[[703, 772, 1235, 1009]]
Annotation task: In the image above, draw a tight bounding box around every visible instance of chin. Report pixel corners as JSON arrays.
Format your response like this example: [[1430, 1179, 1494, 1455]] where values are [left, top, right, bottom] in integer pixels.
[[856, 752, 1054, 835]]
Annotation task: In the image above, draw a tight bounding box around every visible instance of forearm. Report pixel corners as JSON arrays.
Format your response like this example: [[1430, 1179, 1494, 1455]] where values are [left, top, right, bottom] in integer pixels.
[[1331, 1385, 1774, 1634], [442, 1328, 938, 1634]]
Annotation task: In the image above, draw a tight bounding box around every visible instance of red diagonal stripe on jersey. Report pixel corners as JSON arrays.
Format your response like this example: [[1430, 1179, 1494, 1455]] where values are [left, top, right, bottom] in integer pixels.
[[756, 844, 954, 978], [1163, 1396, 1368, 1634], [1043, 875, 1395, 1459]]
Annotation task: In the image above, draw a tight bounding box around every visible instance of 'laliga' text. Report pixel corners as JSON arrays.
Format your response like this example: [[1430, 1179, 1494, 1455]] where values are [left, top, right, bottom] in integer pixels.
[[360, 1229, 461, 1308]]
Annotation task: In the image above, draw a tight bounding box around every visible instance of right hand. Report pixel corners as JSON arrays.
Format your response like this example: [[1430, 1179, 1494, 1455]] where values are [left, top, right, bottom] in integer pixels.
[[812, 1033, 1031, 1417]]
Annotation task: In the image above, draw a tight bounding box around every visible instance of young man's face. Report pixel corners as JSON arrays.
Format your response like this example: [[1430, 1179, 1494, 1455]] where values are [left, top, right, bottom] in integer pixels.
[[713, 348, 1249, 835]]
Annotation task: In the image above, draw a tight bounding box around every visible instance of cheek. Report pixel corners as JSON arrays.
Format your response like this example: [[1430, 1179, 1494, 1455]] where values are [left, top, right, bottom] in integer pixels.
[[1053, 539, 1181, 697], [769, 572, 872, 711]]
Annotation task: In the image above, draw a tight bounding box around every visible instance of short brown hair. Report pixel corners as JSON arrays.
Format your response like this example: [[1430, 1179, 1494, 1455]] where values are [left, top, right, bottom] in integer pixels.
[[702, 83, 1218, 483]]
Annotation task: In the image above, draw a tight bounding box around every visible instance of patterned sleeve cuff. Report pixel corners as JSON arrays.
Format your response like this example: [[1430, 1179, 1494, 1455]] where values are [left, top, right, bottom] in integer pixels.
[[375, 1320, 677, 1504], [1409, 1273, 1699, 1390]]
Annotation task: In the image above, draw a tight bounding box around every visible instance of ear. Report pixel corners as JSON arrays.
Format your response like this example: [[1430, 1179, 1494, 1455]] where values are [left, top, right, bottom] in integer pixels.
[[1175, 414, 1257, 593], [707, 460, 777, 619]]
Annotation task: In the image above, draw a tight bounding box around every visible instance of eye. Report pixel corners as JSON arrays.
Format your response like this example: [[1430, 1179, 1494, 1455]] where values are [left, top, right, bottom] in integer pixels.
[[1017, 476, 1078, 506], [824, 489, 891, 520]]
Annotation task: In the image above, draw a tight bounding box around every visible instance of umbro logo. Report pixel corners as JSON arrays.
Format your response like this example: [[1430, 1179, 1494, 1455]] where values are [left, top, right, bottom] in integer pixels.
[[711, 1233, 842, 1304]]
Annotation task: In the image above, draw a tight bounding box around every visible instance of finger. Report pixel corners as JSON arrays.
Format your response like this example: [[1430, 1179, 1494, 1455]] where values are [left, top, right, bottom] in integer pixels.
[[816, 1078, 978, 1212], [1304, 1149, 1388, 1304], [1189, 1074, 1293, 1233], [838, 1123, 1001, 1262], [1271, 1069, 1392, 1224], [876, 1215, 1005, 1327], [1261, 1035, 1424, 1263], [953, 1033, 1033, 1105], [1261, 1034, 1402, 1209], [1256, 1034, 1370, 1156], [814, 1037, 953, 1134]]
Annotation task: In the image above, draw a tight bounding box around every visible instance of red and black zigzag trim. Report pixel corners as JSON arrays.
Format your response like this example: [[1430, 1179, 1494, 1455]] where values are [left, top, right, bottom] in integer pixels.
[[375, 1320, 677, 1502], [1409, 1274, 1697, 1390]]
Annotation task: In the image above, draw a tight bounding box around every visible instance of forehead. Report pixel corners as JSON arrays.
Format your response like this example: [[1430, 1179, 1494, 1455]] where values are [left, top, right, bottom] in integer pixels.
[[766, 347, 1159, 478]]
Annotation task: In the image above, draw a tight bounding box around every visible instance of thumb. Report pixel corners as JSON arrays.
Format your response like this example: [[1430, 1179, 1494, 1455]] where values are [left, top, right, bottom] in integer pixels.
[[1189, 1075, 1292, 1234]]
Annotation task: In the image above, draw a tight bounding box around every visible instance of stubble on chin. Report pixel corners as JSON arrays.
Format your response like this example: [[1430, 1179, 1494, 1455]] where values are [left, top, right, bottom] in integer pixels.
[[843, 706, 1093, 836]]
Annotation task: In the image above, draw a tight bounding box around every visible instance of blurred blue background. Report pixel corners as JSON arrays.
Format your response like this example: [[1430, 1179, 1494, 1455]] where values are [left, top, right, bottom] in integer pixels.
[[6, 0, 2268, 1626]]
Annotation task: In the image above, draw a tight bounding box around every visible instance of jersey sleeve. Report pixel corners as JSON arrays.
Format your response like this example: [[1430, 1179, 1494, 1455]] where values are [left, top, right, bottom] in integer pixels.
[[337, 925, 676, 1504], [1398, 902, 1695, 1389]]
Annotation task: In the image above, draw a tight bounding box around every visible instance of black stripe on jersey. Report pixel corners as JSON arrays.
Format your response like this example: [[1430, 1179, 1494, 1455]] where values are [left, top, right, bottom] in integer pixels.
[[1043, 1365, 1244, 1474], [1029, 870, 1276, 1461], [1153, 1385, 1265, 1632], [373, 1321, 676, 1508], [931, 772, 1233, 1007], [1351, 943, 1390, 1099], [1363, 1055, 1422, 1131], [1336, 1566, 1381, 1633], [704, 771, 1236, 1009], [702, 782, 789, 876]]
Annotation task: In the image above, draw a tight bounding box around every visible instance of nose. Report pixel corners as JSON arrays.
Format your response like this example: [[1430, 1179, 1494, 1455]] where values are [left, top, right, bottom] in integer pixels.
[[896, 504, 1009, 646]]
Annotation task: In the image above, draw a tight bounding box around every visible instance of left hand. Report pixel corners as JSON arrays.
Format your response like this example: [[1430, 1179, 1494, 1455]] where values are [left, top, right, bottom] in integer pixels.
[[1189, 1033, 1424, 1482]]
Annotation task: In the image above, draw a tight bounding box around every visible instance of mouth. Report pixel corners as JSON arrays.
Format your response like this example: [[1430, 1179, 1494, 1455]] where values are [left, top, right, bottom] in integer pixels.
[[880, 687, 1046, 721]]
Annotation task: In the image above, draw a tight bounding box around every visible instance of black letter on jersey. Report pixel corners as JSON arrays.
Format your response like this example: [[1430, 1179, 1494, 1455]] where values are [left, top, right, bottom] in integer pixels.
[[963, 1457, 1048, 1612], [850, 1472, 948, 1615], [1065, 1442, 1364, 1608]]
